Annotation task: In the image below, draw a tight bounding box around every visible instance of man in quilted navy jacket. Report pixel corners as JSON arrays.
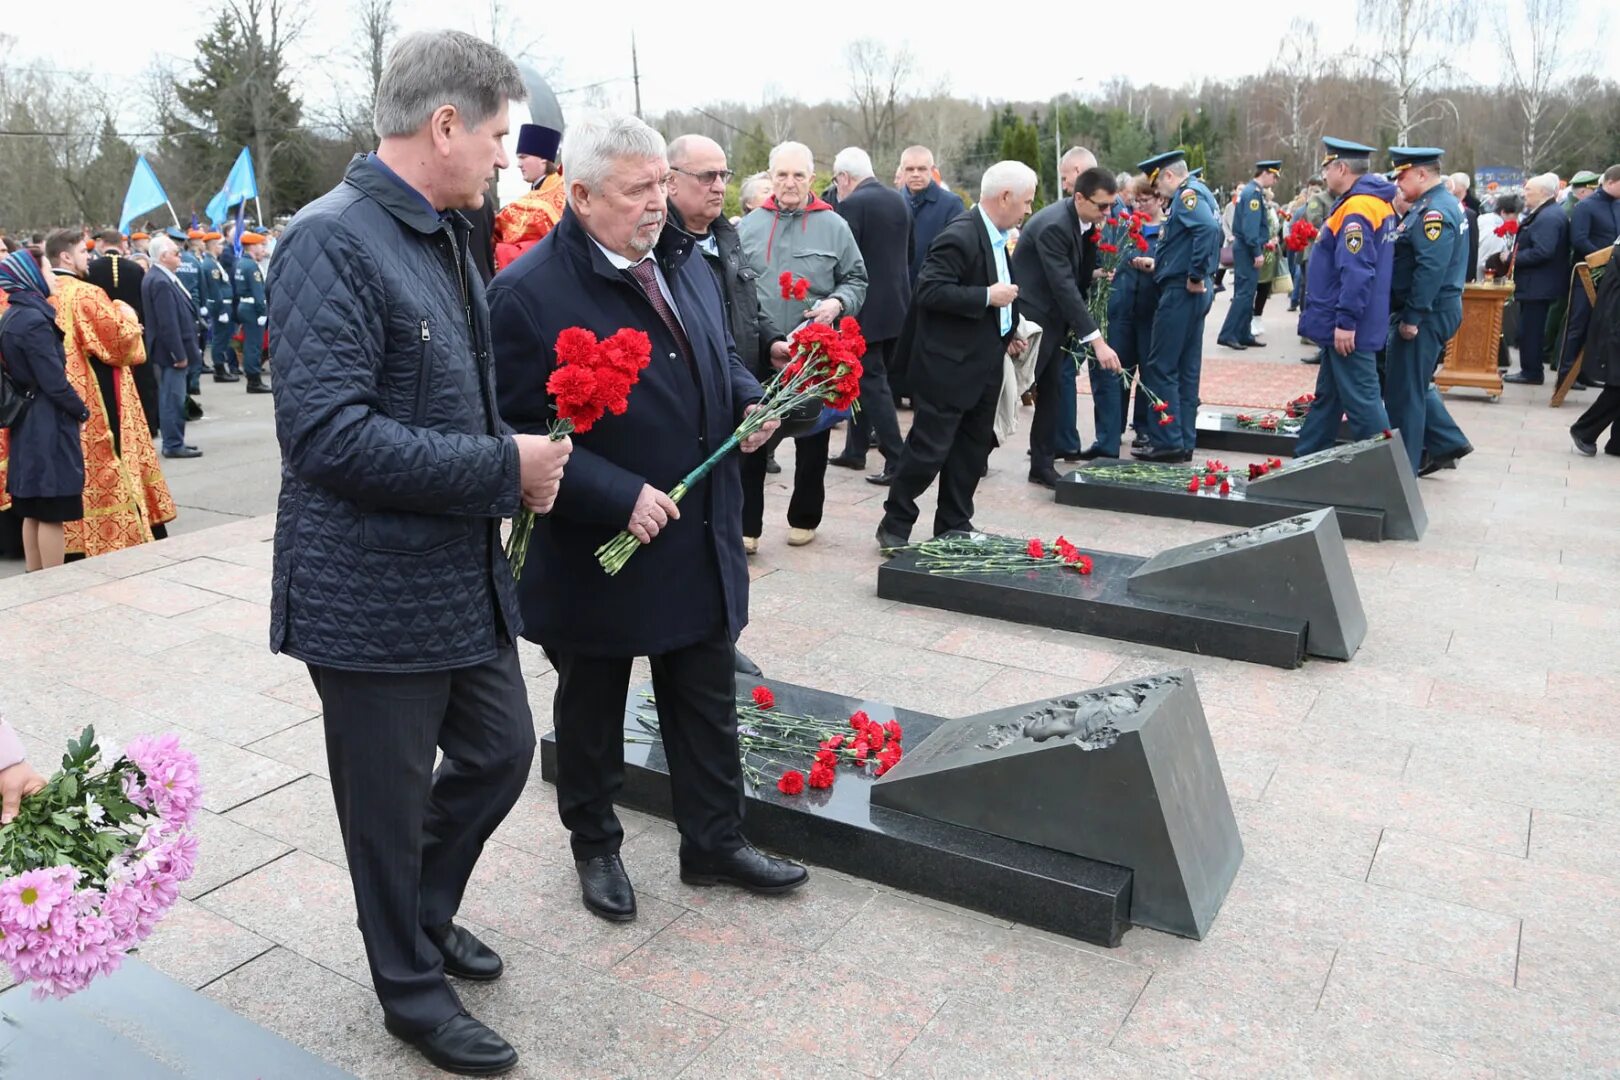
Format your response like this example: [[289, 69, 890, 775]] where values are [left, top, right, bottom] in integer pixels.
[[266, 31, 571, 1077]]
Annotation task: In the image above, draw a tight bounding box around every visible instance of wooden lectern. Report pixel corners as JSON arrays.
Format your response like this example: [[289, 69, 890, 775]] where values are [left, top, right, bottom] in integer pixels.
[[1436, 282, 1511, 400]]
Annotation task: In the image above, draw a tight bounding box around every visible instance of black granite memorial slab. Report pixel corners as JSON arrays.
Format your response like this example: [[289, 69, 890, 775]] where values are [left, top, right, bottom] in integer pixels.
[[1054, 463, 1389, 542], [871, 671, 1242, 939], [538, 680, 1135, 947], [0, 957, 358, 1077], [1245, 431, 1427, 540], [876, 546, 1308, 668], [1194, 410, 1353, 454], [1127, 508, 1367, 660]]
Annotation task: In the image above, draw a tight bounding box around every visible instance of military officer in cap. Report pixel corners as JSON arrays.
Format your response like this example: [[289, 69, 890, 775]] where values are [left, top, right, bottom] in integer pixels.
[[1217, 160, 1282, 349], [1135, 149, 1222, 461], [494, 123, 565, 270], [200, 232, 239, 382], [170, 227, 209, 415], [1294, 139, 1395, 455], [1386, 146, 1472, 475], [234, 233, 272, 394]]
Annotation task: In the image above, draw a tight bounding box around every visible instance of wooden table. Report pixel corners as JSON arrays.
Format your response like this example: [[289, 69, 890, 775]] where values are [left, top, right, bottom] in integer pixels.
[[1436, 282, 1511, 400]]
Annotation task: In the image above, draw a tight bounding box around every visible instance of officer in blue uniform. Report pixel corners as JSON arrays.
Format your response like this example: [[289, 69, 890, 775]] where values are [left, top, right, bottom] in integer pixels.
[[200, 232, 239, 382], [1386, 147, 1473, 475], [1082, 186, 1162, 458], [1295, 139, 1395, 455], [1136, 149, 1222, 461], [1217, 160, 1282, 349], [233, 233, 272, 394]]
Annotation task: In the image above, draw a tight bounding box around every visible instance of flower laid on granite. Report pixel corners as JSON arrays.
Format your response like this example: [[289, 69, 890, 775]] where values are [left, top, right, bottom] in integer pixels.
[[1284, 393, 1316, 419], [507, 326, 654, 580], [1099, 460, 1234, 497], [888, 533, 1095, 576], [631, 689, 904, 792], [1233, 412, 1301, 434], [0, 727, 199, 1000], [595, 315, 866, 575], [1247, 456, 1287, 480]]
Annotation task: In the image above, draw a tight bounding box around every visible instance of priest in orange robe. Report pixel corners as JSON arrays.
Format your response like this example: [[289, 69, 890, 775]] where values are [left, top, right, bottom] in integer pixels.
[[493, 123, 564, 270], [41, 229, 177, 556]]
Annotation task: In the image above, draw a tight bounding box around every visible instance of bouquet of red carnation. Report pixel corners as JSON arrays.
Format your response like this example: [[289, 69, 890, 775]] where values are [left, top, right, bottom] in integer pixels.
[[777, 271, 810, 302], [507, 326, 653, 579], [595, 280, 865, 574], [1285, 218, 1319, 253], [1493, 218, 1520, 238], [1084, 210, 1151, 341]]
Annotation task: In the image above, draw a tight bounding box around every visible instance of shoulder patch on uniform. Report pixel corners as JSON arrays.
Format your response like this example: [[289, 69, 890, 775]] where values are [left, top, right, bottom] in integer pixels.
[[1181, 189, 1198, 211], [1423, 218, 1443, 241], [1249, 198, 1260, 211], [1422, 209, 1444, 222], [1342, 220, 1364, 255]]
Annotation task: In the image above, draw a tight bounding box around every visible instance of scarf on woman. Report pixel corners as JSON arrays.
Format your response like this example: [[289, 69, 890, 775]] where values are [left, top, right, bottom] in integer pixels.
[[0, 249, 50, 298]]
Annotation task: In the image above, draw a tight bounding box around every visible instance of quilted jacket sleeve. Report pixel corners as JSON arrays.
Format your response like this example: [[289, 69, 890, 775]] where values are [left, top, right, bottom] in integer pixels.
[[271, 218, 520, 518]]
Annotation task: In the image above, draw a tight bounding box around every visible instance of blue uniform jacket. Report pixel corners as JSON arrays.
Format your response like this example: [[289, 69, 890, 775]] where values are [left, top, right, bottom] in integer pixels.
[[199, 254, 226, 320], [1299, 174, 1398, 350], [176, 252, 204, 314], [1153, 178, 1222, 286], [233, 258, 265, 321], [1106, 223, 1161, 325], [1232, 180, 1267, 253], [1512, 202, 1571, 303], [1392, 183, 1468, 325]]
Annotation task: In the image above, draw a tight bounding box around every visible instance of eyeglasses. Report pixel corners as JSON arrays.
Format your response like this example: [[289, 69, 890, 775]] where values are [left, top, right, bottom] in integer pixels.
[[1088, 198, 1114, 211], [673, 167, 734, 187]]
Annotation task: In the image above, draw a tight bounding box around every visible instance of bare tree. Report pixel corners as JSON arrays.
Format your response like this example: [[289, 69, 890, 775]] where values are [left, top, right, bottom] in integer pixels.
[[223, 0, 312, 211], [1265, 20, 1335, 171], [1496, 0, 1590, 170], [845, 39, 915, 162], [1356, 0, 1472, 142]]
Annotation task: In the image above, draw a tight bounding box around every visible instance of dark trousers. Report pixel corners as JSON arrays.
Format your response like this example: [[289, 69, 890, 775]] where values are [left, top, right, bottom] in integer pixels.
[[241, 320, 265, 379], [308, 644, 535, 1033], [1145, 285, 1211, 452], [212, 317, 239, 373], [1517, 299, 1552, 381], [839, 338, 904, 465], [187, 323, 205, 394], [1028, 321, 1080, 470], [1217, 246, 1259, 343], [546, 631, 743, 861], [1557, 286, 1594, 381], [880, 375, 998, 541], [133, 360, 160, 437], [740, 428, 828, 535], [1091, 313, 1153, 456], [1294, 347, 1389, 456], [1385, 307, 1468, 473], [1572, 386, 1620, 449], [157, 364, 188, 454]]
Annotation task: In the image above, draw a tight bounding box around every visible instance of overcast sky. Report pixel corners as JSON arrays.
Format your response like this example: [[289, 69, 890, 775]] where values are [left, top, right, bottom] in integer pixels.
[[7, 0, 1615, 132]]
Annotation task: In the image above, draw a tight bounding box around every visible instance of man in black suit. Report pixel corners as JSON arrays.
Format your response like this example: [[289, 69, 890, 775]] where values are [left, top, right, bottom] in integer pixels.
[[830, 145, 911, 483], [1012, 167, 1124, 487], [139, 236, 203, 459], [877, 160, 1037, 547], [87, 230, 160, 436]]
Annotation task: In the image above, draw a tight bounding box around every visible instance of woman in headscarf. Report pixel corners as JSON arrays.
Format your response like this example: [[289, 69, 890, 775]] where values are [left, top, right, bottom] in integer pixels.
[[0, 250, 90, 571]]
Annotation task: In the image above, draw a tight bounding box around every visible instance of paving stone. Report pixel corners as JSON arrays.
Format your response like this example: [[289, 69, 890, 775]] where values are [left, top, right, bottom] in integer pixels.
[[675, 1025, 874, 1079], [1529, 810, 1620, 883], [134, 897, 274, 989], [199, 850, 373, 988], [184, 808, 294, 899], [610, 909, 812, 1019], [82, 573, 227, 617], [226, 774, 349, 868], [245, 715, 331, 779]]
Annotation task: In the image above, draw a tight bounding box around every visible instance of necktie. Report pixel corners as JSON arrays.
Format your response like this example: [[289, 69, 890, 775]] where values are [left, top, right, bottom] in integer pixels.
[[629, 260, 694, 370]]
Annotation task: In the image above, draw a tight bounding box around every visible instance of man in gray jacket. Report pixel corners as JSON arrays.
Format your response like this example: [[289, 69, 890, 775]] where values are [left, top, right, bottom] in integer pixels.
[[737, 140, 867, 549]]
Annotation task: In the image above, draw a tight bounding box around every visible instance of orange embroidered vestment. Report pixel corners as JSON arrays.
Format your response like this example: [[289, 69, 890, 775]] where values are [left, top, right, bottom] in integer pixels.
[[494, 173, 566, 270]]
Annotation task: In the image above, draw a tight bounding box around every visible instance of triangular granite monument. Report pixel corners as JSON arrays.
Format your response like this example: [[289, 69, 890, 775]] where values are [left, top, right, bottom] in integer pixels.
[[1248, 432, 1427, 540], [1126, 508, 1366, 659], [871, 672, 1242, 939]]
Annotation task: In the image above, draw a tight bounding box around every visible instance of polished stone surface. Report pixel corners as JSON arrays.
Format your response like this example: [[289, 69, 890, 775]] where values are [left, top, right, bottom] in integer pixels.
[[872, 671, 1243, 939], [0, 957, 356, 1078], [1194, 409, 1351, 455], [1128, 508, 1368, 660], [1056, 461, 1389, 541], [1250, 431, 1429, 540], [538, 678, 1134, 947], [878, 544, 1308, 668]]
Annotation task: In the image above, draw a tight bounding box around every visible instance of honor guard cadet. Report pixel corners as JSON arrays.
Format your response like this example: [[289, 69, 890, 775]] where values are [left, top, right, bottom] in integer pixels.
[[1386, 147, 1473, 476], [1136, 149, 1222, 461], [234, 233, 272, 394], [171, 228, 209, 411], [1294, 139, 1395, 455], [1217, 159, 1282, 349], [201, 232, 239, 382]]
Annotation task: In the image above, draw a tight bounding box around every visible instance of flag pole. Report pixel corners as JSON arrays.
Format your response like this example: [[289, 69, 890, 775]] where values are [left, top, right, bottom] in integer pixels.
[[165, 200, 181, 228], [255, 197, 265, 226]]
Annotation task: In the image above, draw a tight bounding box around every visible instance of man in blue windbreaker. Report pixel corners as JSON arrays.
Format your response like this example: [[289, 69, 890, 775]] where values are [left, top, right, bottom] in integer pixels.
[[1295, 138, 1395, 455]]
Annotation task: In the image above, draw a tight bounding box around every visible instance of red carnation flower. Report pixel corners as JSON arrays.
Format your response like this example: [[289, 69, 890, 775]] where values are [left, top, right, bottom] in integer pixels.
[[1074, 554, 1094, 575], [827, 734, 845, 750], [884, 719, 903, 741], [1152, 402, 1169, 412], [1026, 538, 1045, 559], [1187, 477, 1200, 493], [554, 326, 598, 365], [777, 770, 805, 795], [1219, 479, 1231, 495], [1380, 429, 1392, 439], [854, 745, 870, 763], [1249, 463, 1268, 480], [1159, 415, 1175, 426], [752, 686, 775, 709], [809, 763, 836, 789], [778, 270, 794, 297], [815, 749, 839, 769], [1268, 457, 1284, 469], [793, 279, 810, 301], [849, 710, 871, 731], [1203, 473, 1218, 488]]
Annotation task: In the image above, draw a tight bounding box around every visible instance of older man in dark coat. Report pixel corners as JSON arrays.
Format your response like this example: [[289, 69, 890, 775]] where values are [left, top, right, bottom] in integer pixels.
[[894, 145, 964, 404], [1505, 173, 1571, 385], [830, 146, 911, 483], [140, 236, 203, 459], [490, 113, 807, 929]]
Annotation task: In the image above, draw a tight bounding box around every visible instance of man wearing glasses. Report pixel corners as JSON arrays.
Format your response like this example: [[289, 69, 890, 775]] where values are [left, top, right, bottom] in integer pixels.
[[1010, 166, 1124, 488]]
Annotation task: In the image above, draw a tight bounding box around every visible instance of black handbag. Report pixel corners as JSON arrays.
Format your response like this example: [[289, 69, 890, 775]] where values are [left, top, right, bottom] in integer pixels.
[[0, 307, 35, 430]]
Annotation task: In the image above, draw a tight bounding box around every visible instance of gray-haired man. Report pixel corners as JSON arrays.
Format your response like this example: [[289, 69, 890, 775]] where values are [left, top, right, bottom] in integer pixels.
[[268, 30, 571, 1075]]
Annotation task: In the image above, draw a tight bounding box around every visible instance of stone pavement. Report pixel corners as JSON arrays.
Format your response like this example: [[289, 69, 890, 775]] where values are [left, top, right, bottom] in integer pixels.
[[2, 297, 1619, 1078]]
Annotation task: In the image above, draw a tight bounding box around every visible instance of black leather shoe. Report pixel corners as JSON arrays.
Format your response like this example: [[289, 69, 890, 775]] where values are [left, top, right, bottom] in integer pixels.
[[680, 842, 808, 894], [764, 456, 782, 474], [384, 1011, 518, 1076], [1028, 466, 1062, 488], [1216, 338, 1248, 350], [1076, 446, 1118, 461], [876, 525, 908, 552], [865, 468, 897, 486], [1241, 339, 1266, 348], [245, 380, 272, 394], [162, 447, 204, 459], [184, 397, 204, 420], [576, 854, 635, 922], [1299, 353, 1322, 365], [1419, 442, 1474, 477], [1503, 371, 1544, 385], [425, 922, 503, 981], [828, 453, 866, 470], [1132, 445, 1185, 462], [212, 370, 240, 383], [733, 647, 763, 676]]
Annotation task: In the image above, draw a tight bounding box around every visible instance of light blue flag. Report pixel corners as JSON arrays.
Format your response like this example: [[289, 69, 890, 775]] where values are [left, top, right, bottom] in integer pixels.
[[205, 185, 229, 226], [119, 156, 169, 235], [205, 148, 259, 225]]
